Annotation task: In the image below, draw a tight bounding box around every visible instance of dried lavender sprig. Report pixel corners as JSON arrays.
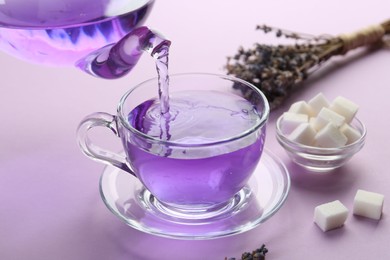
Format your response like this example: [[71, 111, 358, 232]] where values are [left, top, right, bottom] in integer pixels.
[[226, 37, 336, 109], [226, 20, 390, 110], [225, 244, 268, 260]]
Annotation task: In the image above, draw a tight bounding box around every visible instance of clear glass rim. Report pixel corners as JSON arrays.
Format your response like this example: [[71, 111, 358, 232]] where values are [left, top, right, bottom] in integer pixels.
[[118, 72, 270, 148], [276, 114, 367, 154]]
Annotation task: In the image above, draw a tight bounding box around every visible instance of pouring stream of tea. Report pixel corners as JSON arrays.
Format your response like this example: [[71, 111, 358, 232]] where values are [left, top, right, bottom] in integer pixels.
[[78, 26, 172, 140], [78, 26, 172, 115]]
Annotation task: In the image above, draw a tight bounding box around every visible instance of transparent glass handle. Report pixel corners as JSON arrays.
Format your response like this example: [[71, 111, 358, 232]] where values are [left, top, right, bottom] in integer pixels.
[[77, 112, 135, 176]]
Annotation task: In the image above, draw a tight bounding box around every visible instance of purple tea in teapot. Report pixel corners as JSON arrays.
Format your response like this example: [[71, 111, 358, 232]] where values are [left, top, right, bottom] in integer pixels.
[[0, 0, 154, 66]]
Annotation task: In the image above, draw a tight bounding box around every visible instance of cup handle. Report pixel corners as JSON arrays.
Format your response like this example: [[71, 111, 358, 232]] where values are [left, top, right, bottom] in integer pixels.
[[77, 112, 135, 176]]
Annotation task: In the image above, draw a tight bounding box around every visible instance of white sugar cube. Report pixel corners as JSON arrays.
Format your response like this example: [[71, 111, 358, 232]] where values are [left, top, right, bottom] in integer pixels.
[[314, 200, 349, 232], [308, 92, 330, 116], [340, 123, 361, 145], [281, 112, 309, 134], [288, 101, 314, 116], [312, 107, 346, 131], [330, 96, 359, 123], [314, 123, 348, 148], [309, 117, 316, 128], [288, 123, 316, 146], [281, 93, 361, 149], [353, 189, 384, 220]]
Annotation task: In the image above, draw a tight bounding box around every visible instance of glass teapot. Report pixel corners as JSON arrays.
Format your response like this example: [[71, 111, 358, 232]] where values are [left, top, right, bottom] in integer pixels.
[[0, 0, 170, 78]]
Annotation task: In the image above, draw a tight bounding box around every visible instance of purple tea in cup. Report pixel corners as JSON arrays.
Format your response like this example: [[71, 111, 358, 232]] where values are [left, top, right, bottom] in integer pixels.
[[125, 90, 266, 207], [78, 73, 269, 215]]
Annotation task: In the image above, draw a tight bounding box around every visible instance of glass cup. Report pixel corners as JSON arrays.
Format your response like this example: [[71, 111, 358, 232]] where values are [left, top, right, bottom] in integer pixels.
[[77, 73, 269, 219]]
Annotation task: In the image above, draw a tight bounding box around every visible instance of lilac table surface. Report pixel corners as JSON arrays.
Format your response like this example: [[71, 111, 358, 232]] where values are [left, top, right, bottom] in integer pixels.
[[1, 1, 390, 259]]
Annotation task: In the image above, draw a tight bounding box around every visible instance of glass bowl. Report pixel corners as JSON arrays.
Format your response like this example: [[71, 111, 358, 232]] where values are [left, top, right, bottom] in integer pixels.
[[275, 115, 367, 172]]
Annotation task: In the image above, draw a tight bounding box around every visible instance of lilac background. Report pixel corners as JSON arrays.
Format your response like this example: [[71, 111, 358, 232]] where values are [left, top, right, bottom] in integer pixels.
[[1, 1, 390, 259]]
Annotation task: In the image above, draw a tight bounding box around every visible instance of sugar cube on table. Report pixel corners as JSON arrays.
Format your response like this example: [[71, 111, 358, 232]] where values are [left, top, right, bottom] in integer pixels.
[[314, 123, 348, 148], [329, 96, 359, 123], [340, 123, 361, 145], [312, 107, 346, 131], [314, 200, 349, 232], [308, 92, 330, 116], [288, 101, 314, 116], [353, 189, 384, 220], [281, 112, 309, 134], [288, 123, 316, 146]]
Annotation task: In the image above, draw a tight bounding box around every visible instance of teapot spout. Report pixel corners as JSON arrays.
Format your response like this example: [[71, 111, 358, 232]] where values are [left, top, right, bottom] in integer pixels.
[[77, 26, 171, 79]]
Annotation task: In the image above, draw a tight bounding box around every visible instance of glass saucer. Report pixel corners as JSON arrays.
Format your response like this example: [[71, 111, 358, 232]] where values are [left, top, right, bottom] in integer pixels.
[[99, 149, 290, 240]]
